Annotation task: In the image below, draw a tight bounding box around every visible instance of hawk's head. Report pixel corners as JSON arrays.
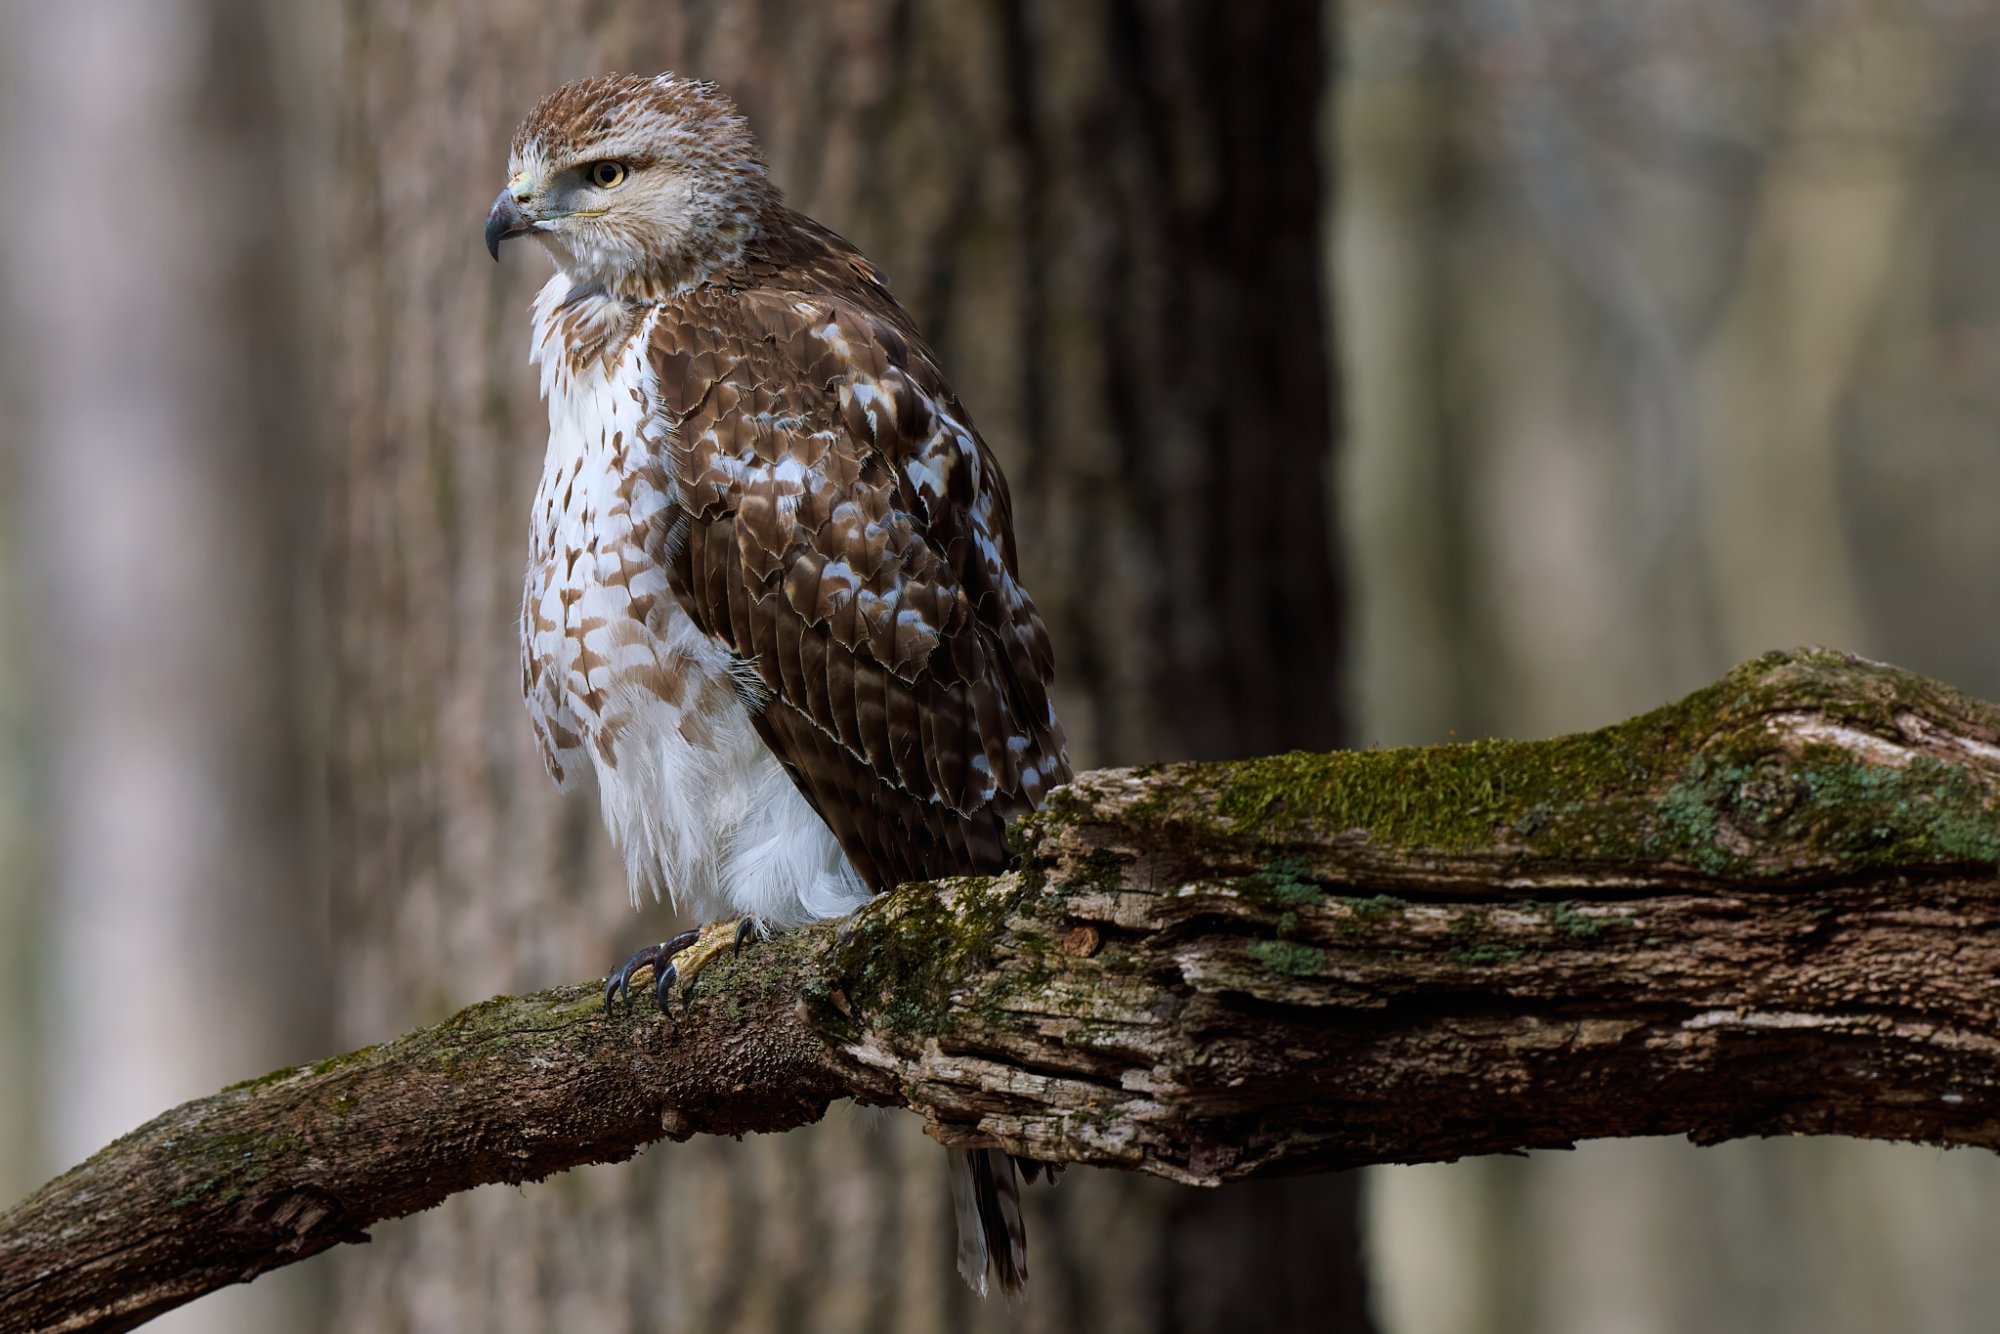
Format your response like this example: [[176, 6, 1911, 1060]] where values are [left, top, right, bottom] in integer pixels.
[[486, 74, 776, 298]]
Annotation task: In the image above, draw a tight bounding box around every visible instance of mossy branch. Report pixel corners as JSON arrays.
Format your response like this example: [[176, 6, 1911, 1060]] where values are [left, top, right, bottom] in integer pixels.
[[8, 649, 2000, 1333]]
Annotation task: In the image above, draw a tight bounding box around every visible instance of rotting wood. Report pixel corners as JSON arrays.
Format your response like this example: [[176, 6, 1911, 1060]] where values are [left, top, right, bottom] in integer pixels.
[[6, 648, 2000, 1333]]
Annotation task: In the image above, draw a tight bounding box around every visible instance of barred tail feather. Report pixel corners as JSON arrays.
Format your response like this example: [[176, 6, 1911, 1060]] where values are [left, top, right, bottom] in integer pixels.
[[948, 1147, 1027, 1296]]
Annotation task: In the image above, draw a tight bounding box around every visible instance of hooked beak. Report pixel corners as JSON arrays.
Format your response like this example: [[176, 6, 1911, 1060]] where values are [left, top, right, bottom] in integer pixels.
[[485, 188, 533, 261]]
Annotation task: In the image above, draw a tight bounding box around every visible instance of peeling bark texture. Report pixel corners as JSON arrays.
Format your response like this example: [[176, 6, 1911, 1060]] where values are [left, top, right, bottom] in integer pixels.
[[8, 650, 2000, 1333]]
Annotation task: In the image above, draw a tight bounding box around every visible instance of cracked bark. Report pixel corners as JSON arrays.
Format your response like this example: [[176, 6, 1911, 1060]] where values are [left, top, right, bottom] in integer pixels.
[[6, 648, 2000, 1333]]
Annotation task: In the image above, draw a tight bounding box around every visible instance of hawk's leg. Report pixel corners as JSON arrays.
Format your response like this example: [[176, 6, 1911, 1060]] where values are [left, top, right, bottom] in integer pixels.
[[603, 918, 764, 1015]]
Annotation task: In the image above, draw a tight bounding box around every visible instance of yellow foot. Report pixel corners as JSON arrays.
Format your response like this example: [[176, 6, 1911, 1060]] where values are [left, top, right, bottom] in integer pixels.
[[669, 917, 755, 995], [604, 918, 758, 1014]]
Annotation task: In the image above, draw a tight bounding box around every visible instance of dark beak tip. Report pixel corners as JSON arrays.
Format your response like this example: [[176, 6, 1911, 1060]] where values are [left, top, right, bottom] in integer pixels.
[[485, 188, 529, 263]]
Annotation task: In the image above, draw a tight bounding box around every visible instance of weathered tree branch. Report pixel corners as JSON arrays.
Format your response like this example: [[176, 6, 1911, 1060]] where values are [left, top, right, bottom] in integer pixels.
[[7, 649, 2000, 1333]]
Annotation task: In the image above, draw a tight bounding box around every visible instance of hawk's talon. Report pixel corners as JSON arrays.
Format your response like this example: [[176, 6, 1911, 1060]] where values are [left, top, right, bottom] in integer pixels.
[[605, 918, 763, 1015], [605, 921, 759, 1015], [604, 929, 699, 1014]]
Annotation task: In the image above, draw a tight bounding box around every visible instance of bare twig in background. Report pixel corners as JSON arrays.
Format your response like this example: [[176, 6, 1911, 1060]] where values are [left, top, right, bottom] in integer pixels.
[[0, 8, 322, 1327], [6, 649, 2000, 1334]]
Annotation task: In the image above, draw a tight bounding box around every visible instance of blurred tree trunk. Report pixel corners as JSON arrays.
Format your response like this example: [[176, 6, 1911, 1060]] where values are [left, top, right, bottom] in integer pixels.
[[326, 2, 1362, 1331], [2, 2, 328, 1332]]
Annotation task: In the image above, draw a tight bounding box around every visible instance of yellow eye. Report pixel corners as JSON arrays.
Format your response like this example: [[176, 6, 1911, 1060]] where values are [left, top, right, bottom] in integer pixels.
[[588, 160, 627, 189]]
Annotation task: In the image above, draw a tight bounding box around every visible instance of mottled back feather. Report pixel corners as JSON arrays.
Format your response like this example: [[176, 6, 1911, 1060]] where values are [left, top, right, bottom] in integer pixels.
[[639, 208, 1069, 889]]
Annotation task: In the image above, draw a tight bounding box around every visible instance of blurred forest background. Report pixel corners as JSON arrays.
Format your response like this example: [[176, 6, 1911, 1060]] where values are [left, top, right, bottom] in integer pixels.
[[4, 1, 2000, 1332]]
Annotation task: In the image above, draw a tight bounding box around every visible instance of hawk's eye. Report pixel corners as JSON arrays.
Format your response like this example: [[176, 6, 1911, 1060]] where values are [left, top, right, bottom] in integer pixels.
[[588, 160, 628, 189]]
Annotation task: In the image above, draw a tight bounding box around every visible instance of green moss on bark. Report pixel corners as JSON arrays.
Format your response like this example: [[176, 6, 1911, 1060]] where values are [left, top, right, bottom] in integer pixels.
[[818, 650, 1998, 1042], [828, 876, 1033, 1039], [1089, 651, 1999, 878], [1246, 940, 1325, 977]]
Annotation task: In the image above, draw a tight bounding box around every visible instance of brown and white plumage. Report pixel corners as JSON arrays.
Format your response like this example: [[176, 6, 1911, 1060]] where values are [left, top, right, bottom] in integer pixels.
[[490, 73, 1067, 1294]]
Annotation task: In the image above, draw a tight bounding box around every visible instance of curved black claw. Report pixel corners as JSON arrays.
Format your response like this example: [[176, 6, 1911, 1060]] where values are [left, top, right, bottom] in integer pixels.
[[733, 917, 758, 956], [604, 929, 700, 1014]]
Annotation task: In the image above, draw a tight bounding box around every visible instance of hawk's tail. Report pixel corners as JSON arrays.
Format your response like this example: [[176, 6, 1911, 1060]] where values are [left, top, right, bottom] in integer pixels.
[[948, 1147, 1028, 1296]]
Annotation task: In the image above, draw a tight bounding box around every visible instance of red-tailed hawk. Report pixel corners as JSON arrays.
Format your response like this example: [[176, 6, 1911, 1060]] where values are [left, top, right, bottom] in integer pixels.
[[486, 72, 1070, 1296]]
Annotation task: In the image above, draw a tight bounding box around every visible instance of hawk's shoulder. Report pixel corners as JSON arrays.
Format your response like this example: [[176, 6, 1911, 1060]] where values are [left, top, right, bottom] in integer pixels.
[[642, 215, 1069, 889]]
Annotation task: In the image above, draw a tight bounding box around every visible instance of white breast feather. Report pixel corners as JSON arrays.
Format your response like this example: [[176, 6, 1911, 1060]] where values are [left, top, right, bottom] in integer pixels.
[[524, 275, 870, 926]]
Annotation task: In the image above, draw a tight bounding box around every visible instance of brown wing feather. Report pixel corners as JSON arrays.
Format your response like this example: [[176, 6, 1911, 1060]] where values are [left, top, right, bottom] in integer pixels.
[[644, 211, 1069, 889]]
